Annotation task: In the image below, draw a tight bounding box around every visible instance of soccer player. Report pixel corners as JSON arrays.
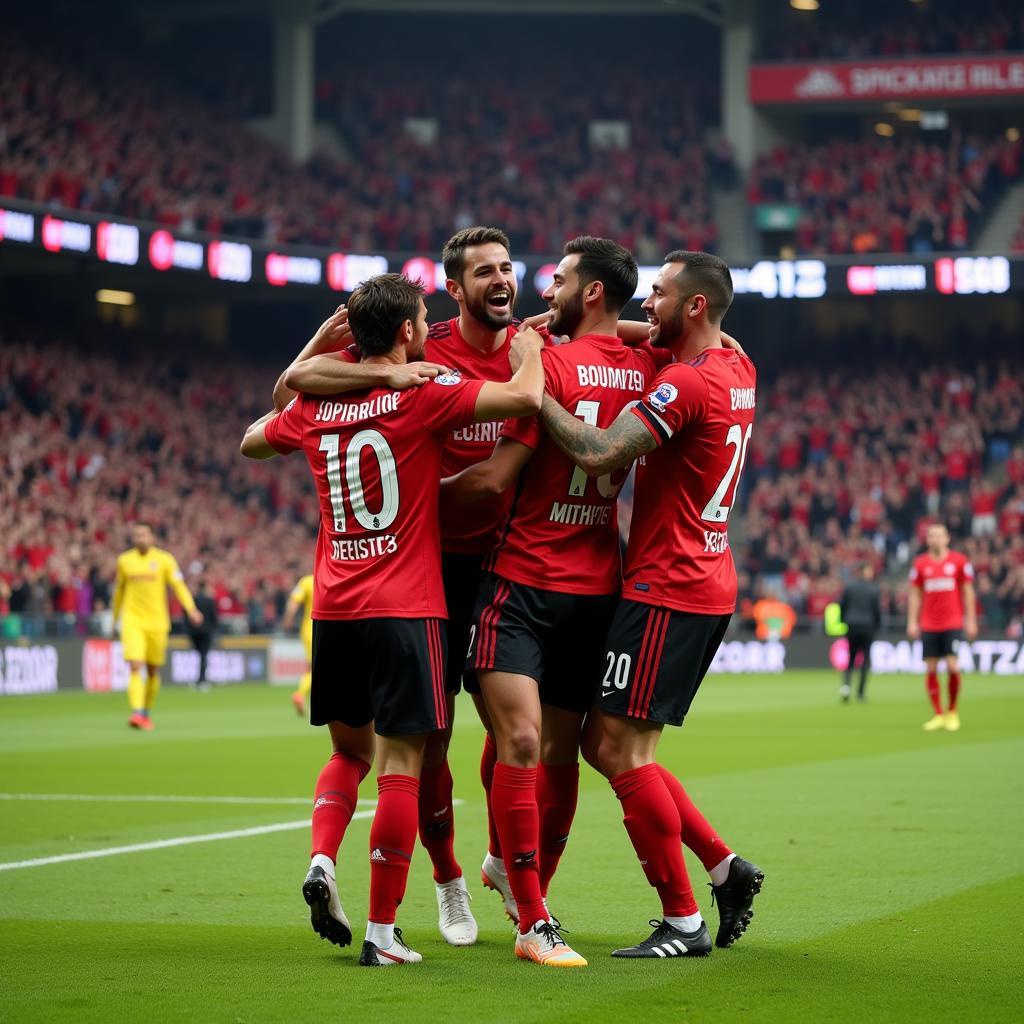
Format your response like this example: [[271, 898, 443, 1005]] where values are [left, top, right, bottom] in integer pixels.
[[907, 523, 977, 732], [282, 572, 314, 716], [538, 251, 764, 959], [240, 273, 544, 967], [838, 563, 882, 702], [112, 523, 203, 730], [187, 578, 219, 691], [446, 236, 670, 968]]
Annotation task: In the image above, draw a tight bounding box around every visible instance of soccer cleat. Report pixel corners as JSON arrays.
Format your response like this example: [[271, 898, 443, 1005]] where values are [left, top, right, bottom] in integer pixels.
[[481, 853, 519, 924], [436, 875, 478, 945], [291, 691, 306, 716], [710, 856, 764, 948], [922, 714, 947, 731], [611, 919, 712, 959], [944, 710, 961, 732], [358, 928, 422, 966], [302, 864, 352, 947], [839, 683, 850, 703], [515, 919, 587, 967], [128, 712, 153, 731]]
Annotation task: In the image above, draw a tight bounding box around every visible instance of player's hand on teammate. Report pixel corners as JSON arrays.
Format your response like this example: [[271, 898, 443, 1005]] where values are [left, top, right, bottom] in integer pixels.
[[519, 311, 554, 333], [188, 609, 204, 627], [384, 362, 451, 389], [311, 305, 352, 353], [907, 622, 920, 641], [721, 331, 747, 356], [509, 327, 545, 372]]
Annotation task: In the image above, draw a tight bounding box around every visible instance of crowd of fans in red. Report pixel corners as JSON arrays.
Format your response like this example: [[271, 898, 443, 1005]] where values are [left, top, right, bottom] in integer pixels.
[[737, 350, 1024, 636], [2, 325, 1023, 639], [749, 132, 1023, 255]]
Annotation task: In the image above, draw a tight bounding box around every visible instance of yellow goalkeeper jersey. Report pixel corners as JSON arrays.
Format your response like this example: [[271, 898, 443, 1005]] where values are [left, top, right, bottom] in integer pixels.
[[289, 574, 315, 625], [113, 547, 196, 632]]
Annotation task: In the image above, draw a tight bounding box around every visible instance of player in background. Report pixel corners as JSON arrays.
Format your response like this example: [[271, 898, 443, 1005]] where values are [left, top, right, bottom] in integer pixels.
[[282, 573, 315, 715], [445, 236, 668, 968], [241, 273, 544, 966], [907, 523, 977, 732], [539, 252, 764, 959], [112, 523, 203, 730]]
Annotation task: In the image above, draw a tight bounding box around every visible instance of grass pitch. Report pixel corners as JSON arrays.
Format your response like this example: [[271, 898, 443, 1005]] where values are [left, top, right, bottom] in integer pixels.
[[1, 671, 1022, 1023]]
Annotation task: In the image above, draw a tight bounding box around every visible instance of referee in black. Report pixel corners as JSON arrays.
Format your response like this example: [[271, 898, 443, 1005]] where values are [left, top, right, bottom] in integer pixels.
[[188, 579, 219, 690], [839, 563, 882, 702]]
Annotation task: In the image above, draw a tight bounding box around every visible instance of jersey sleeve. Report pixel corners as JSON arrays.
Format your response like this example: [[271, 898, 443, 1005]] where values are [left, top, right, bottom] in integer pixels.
[[414, 374, 486, 435], [959, 557, 975, 584], [263, 397, 304, 455], [164, 553, 197, 614], [630, 363, 708, 445], [288, 580, 306, 604]]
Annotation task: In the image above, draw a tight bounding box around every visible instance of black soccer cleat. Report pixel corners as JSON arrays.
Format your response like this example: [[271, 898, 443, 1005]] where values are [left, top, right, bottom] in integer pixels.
[[710, 856, 764, 948], [611, 919, 712, 959], [302, 865, 352, 947]]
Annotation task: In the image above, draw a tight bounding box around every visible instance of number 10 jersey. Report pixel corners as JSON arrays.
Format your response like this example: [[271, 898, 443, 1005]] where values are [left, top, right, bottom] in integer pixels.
[[264, 376, 484, 620], [626, 347, 756, 615]]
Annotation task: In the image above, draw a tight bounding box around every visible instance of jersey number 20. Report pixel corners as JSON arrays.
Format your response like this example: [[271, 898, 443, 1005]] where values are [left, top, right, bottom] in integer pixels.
[[701, 422, 752, 524], [319, 430, 399, 532]]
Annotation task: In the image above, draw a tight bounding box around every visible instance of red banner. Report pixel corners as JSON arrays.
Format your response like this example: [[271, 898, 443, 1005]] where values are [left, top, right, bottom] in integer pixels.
[[750, 54, 1024, 104]]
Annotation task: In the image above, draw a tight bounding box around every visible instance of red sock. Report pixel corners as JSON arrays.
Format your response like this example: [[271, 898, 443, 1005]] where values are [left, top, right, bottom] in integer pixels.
[[418, 758, 461, 884], [611, 763, 698, 917], [947, 672, 961, 711], [311, 751, 370, 860], [368, 774, 419, 924], [656, 765, 732, 872], [926, 671, 943, 714], [491, 763, 546, 931], [536, 761, 580, 897], [480, 733, 501, 858]]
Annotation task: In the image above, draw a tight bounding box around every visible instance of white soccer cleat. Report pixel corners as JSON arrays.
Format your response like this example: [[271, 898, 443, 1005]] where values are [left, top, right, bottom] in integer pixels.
[[515, 919, 587, 968], [922, 713, 946, 731], [481, 853, 519, 924], [436, 875, 478, 945], [302, 864, 352, 947], [358, 928, 423, 967]]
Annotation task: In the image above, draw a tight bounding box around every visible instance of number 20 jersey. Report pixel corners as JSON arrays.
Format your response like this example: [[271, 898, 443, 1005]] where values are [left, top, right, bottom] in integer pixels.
[[264, 376, 484, 620], [626, 347, 757, 615]]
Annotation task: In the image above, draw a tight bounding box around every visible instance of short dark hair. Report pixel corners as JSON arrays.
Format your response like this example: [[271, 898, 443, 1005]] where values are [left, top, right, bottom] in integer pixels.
[[563, 236, 638, 313], [346, 274, 425, 356], [442, 226, 511, 283], [663, 250, 734, 323]]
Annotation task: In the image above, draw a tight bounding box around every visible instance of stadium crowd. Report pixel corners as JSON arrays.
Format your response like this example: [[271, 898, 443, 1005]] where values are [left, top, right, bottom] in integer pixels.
[[2, 324, 1022, 639], [749, 131, 1023, 255]]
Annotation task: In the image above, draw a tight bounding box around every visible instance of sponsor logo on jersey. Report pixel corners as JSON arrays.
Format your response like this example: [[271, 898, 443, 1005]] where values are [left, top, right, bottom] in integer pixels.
[[944, 563, 956, 574], [434, 372, 463, 386], [648, 382, 678, 412]]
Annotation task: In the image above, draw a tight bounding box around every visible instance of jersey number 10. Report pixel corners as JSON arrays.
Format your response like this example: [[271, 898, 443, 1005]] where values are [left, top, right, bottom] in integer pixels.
[[319, 430, 399, 533]]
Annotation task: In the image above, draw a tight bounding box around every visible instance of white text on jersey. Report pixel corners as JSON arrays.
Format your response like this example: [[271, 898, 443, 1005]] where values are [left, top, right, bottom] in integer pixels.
[[730, 388, 756, 411], [452, 421, 502, 443], [549, 502, 611, 526], [703, 530, 730, 554], [331, 535, 398, 561], [315, 393, 400, 424], [576, 365, 646, 392]]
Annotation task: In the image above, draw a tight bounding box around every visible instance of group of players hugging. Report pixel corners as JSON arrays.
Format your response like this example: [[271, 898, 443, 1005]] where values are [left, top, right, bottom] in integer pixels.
[[240, 228, 764, 968]]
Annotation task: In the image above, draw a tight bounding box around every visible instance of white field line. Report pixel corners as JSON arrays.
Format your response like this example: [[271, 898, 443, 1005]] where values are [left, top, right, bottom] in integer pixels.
[[0, 792, 374, 806], [0, 813, 371, 873]]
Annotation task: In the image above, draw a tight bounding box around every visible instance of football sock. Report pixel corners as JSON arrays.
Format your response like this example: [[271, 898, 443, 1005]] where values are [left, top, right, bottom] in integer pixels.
[[418, 757, 461, 884], [491, 762, 546, 932], [480, 733, 502, 858], [665, 913, 704, 933], [536, 761, 579, 897], [368, 774, 419, 926], [926, 671, 943, 714], [298, 670, 312, 698], [947, 671, 961, 711], [311, 751, 370, 860], [144, 672, 160, 711], [611, 763, 699, 918], [656, 765, 733, 872], [365, 921, 394, 949], [127, 669, 145, 712], [709, 853, 737, 887]]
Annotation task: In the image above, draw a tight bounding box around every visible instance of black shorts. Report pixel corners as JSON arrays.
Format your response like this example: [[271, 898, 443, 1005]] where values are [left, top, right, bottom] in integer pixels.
[[467, 572, 618, 714], [441, 551, 487, 695], [921, 630, 961, 661], [310, 618, 447, 736], [598, 601, 731, 727]]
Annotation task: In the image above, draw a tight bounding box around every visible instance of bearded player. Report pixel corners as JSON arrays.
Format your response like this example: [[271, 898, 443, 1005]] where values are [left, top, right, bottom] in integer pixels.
[[539, 252, 764, 959], [241, 273, 544, 966], [907, 523, 977, 732], [112, 523, 203, 730]]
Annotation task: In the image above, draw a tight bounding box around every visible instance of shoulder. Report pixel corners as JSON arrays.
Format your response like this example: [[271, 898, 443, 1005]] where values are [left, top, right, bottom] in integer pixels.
[[427, 318, 456, 341]]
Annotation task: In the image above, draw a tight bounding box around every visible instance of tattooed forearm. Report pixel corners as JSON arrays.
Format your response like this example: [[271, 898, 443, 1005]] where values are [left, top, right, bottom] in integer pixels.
[[540, 394, 657, 475]]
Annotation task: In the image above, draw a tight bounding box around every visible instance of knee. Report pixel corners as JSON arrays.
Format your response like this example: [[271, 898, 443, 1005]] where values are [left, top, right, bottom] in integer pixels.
[[501, 722, 540, 766]]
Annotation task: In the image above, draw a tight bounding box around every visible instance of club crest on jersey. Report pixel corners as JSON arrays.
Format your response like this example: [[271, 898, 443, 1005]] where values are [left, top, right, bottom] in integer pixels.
[[648, 382, 678, 412], [433, 372, 463, 386]]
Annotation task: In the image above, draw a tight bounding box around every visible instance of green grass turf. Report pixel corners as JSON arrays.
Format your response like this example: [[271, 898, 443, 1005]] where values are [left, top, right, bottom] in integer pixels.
[[1, 671, 1022, 1023]]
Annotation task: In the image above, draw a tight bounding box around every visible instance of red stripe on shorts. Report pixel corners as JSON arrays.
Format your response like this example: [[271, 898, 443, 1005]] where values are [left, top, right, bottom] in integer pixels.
[[627, 609, 661, 717], [636, 611, 670, 720], [427, 620, 446, 730], [478, 579, 510, 670]]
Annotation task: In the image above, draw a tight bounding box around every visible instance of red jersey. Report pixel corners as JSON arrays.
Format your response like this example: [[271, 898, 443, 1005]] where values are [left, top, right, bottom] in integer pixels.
[[427, 318, 518, 556], [491, 334, 669, 595], [626, 347, 757, 615], [264, 374, 484, 620], [909, 550, 974, 631]]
